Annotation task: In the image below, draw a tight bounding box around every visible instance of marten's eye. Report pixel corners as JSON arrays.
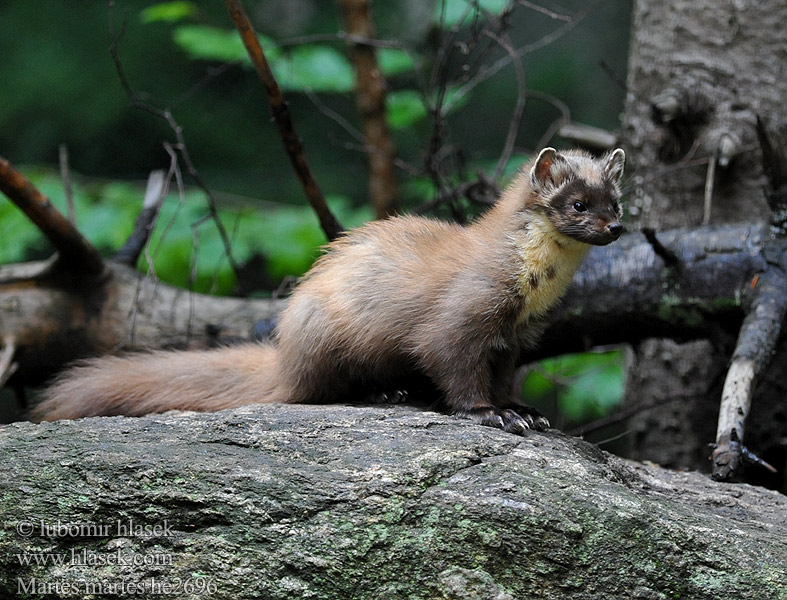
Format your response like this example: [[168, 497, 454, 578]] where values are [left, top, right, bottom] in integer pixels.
[[573, 201, 588, 213]]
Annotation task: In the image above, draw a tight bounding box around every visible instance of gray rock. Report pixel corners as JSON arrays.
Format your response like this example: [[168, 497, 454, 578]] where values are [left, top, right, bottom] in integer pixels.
[[1, 404, 785, 599]]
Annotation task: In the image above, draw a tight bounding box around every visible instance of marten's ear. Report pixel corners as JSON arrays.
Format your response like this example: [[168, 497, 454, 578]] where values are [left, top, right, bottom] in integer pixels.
[[530, 147, 567, 191], [604, 148, 625, 185]]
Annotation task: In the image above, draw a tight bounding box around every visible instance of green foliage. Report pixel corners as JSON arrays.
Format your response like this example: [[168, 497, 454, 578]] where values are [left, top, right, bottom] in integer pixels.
[[0, 0, 632, 420], [227, 195, 372, 285], [0, 169, 371, 295], [386, 90, 427, 130], [173, 24, 260, 64], [283, 45, 355, 93], [435, 0, 510, 28], [522, 349, 626, 423], [377, 48, 417, 77], [140, 1, 200, 24], [171, 24, 356, 93], [0, 194, 49, 264]]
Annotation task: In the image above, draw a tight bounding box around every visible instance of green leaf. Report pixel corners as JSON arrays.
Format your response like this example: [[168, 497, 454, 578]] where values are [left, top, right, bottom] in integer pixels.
[[276, 45, 355, 93], [140, 2, 199, 24], [401, 176, 438, 204], [434, 0, 510, 29], [521, 370, 555, 398], [521, 350, 626, 423], [378, 48, 416, 77], [173, 27, 354, 93], [551, 351, 625, 421], [173, 24, 280, 64], [1, 168, 372, 296], [0, 197, 46, 262], [386, 90, 427, 129]]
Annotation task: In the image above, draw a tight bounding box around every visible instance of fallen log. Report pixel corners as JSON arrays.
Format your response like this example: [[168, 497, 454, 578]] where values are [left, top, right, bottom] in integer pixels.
[[0, 223, 770, 385]]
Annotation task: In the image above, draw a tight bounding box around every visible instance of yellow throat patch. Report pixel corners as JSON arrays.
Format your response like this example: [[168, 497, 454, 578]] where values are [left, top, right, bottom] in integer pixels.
[[514, 216, 590, 322]]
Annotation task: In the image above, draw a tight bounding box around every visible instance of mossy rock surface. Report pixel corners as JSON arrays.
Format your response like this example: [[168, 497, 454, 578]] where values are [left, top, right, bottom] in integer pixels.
[[1, 404, 785, 599]]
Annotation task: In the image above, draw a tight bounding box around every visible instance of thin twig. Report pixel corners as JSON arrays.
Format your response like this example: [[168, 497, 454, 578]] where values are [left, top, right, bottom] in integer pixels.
[[0, 154, 104, 276], [528, 90, 571, 151], [108, 1, 242, 278], [516, 0, 573, 21], [224, 0, 343, 241], [422, 0, 472, 202], [58, 144, 76, 225], [703, 147, 718, 225], [485, 29, 527, 180], [568, 396, 683, 438], [447, 1, 599, 112], [304, 91, 421, 178], [277, 31, 404, 50], [598, 59, 628, 92], [127, 145, 184, 348]]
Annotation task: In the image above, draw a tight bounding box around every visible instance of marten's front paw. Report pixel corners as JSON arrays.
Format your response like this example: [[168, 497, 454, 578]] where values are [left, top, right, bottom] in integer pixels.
[[462, 407, 549, 435], [505, 404, 550, 432]]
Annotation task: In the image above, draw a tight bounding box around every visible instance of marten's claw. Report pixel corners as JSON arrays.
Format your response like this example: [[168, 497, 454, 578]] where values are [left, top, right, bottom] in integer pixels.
[[505, 405, 550, 431], [463, 407, 536, 436]]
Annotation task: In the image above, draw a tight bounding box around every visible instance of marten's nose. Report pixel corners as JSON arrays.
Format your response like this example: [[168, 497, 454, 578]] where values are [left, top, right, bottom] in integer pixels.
[[607, 222, 624, 237]]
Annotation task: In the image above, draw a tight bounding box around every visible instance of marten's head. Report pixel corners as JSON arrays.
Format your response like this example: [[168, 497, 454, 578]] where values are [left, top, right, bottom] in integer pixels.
[[528, 147, 625, 246]]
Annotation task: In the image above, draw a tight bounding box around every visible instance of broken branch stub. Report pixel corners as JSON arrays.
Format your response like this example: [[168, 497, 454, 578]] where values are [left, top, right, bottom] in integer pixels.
[[712, 253, 787, 480], [0, 154, 104, 276]]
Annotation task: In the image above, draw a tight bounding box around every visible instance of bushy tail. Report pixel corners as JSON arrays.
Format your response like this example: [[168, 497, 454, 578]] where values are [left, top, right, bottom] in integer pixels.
[[32, 344, 283, 421]]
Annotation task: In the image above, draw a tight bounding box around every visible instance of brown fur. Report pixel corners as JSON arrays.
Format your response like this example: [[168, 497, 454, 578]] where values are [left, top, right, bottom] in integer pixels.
[[33, 148, 625, 433]]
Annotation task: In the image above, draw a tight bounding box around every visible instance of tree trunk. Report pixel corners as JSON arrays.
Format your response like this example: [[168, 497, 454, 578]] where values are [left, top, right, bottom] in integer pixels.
[[620, 0, 787, 480], [1, 405, 785, 600], [622, 0, 785, 229]]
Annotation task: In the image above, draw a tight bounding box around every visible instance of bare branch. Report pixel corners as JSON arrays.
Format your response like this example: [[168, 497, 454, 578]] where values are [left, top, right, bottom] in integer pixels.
[[558, 122, 618, 151], [447, 1, 599, 111], [530, 90, 571, 150], [108, 1, 242, 279], [712, 265, 787, 480], [114, 170, 167, 266], [224, 0, 344, 241], [516, 0, 573, 21], [0, 154, 104, 276], [304, 90, 423, 178], [277, 31, 405, 50]]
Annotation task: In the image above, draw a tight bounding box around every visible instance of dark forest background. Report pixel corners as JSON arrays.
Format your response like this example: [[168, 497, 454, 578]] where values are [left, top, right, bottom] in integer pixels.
[[0, 1, 633, 434]]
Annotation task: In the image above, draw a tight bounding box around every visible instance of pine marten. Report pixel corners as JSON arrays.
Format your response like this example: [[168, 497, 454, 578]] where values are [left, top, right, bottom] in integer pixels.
[[33, 147, 625, 434]]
